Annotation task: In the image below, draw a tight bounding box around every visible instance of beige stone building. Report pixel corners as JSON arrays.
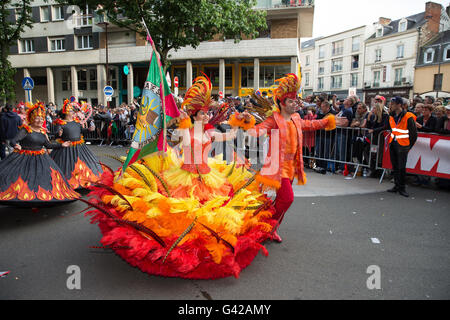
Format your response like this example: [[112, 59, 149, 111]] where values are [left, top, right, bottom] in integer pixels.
[[414, 30, 450, 99]]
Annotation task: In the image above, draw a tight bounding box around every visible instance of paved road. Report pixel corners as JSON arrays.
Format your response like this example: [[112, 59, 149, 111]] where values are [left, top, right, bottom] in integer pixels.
[[0, 145, 449, 300]]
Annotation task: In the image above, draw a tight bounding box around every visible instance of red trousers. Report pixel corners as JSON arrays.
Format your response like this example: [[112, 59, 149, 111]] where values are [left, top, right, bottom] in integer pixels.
[[273, 178, 294, 225]]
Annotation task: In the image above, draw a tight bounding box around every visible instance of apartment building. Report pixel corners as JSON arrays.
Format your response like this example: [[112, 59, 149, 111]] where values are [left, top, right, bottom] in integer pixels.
[[299, 37, 321, 97], [7, 0, 315, 107], [363, 1, 449, 105], [414, 30, 450, 99], [307, 26, 368, 100]]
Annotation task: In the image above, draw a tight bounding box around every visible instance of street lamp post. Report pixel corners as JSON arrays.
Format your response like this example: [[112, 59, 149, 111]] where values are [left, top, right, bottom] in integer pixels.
[[97, 18, 110, 107], [436, 23, 444, 99]]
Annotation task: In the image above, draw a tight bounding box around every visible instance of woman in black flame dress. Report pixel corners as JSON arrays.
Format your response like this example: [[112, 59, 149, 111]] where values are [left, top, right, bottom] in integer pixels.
[[0, 102, 79, 207], [51, 100, 103, 190]]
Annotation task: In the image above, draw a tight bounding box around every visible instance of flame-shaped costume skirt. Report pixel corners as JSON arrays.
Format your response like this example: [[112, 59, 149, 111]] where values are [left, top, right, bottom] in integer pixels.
[[0, 129, 79, 206], [85, 143, 277, 279], [51, 120, 103, 189]]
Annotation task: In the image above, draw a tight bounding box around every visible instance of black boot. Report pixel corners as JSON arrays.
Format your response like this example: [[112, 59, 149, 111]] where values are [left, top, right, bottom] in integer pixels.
[[398, 189, 409, 197], [387, 186, 399, 193]]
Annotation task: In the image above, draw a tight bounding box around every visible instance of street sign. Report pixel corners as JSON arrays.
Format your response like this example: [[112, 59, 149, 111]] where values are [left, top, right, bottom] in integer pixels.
[[69, 96, 76, 102], [123, 65, 129, 75], [22, 77, 34, 90], [104, 86, 114, 97], [174, 76, 179, 88], [219, 91, 224, 99]]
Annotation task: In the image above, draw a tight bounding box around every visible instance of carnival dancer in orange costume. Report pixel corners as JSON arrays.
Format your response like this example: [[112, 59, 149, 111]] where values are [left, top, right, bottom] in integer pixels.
[[51, 99, 103, 189], [83, 76, 277, 279], [231, 74, 336, 243], [0, 102, 79, 206]]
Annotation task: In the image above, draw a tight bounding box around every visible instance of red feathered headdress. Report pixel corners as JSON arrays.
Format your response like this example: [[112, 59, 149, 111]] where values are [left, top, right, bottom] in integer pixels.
[[27, 101, 46, 124], [62, 99, 80, 114], [182, 75, 213, 116], [273, 73, 301, 105]]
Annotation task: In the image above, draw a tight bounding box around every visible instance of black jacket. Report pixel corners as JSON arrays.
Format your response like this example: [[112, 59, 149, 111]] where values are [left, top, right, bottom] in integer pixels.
[[0, 111, 22, 141], [435, 116, 450, 135], [416, 115, 438, 133]]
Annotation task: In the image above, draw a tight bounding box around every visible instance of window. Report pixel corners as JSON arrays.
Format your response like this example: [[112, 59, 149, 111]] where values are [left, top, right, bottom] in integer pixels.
[[331, 59, 343, 73], [77, 70, 87, 91], [305, 55, 310, 66], [397, 44, 405, 59], [375, 49, 382, 62], [79, 5, 93, 26], [351, 74, 358, 87], [376, 27, 383, 37], [53, 6, 64, 21], [352, 55, 359, 69], [373, 71, 381, 87], [204, 66, 233, 88], [40, 6, 50, 22], [319, 45, 325, 59], [424, 48, 434, 63], [50, 38, 65, 52], [394, 68, 403, 86], [318, 77, 324, 90], [443, 45, 450, 61], [331, 75, 342, 89], [108, 68, 118, 89], [89, 70, 97, 90], [304, 73, 310, 87], [433, 74, 443, 91], [61, 70, 71, 91], [259, 64, 290, 88], [332, 40, 344, 56], [318, 61, 325, 75], [399, 20, 407, 32], [241, 66, 254, 88], [77, 35, 93, 50], [352, 36, 360, 52], [21, 39, 34, 53]]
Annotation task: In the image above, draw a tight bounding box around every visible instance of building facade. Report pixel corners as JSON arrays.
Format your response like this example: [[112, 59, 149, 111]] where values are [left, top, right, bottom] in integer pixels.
[[414, 30, 450, 99], [308, 26, 368, 100], [363, 2, 449, 106], [7, 0, 315, 107], [299, 37, 320, 97]]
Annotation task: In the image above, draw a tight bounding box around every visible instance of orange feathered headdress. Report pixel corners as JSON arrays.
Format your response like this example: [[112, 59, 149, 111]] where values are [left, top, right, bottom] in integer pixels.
[[62, 99, 80, 114], [181, 75, 213, 116], [273, 73, 301, 105], [27, 101, 46, 123]]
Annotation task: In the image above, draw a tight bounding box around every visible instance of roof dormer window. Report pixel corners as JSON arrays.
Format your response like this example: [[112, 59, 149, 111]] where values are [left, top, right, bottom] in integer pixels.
[[376, 27, 383, 37], [443, 45, 450, 62], [424, 48, 435, 64], [398, 19, 407, 32]]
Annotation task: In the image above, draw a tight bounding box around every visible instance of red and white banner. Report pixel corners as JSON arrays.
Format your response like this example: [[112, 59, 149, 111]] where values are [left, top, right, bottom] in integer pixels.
[[382, 132, 450, 179]]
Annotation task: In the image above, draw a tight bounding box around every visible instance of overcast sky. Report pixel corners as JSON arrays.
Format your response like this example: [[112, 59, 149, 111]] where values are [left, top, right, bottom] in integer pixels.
[[308, 0, 450, 39]]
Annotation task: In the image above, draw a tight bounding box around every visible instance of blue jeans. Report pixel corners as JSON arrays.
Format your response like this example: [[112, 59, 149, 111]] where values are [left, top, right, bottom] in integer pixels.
[[335, 130, 348, 170]]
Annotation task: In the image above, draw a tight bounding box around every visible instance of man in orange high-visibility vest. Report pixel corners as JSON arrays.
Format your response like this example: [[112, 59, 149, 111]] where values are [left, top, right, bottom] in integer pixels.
[[387, 96, 418, 197]]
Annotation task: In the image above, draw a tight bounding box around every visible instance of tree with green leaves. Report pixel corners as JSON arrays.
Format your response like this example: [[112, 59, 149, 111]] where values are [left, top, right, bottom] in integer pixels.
[[59, 0, 267, 70], [0, 0, 33, 104]]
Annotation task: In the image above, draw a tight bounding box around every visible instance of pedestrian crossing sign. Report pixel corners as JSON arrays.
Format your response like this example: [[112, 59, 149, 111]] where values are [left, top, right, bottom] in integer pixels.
[[22, 77, 34, 90]]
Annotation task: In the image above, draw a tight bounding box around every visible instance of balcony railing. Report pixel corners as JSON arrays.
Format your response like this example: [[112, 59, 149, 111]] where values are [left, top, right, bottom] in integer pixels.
[[255, 0, 315, 9]]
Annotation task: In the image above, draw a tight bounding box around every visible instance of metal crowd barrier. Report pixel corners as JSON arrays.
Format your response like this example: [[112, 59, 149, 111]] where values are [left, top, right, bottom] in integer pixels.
[[301, 127, 382, 179], [46, 119, 133, 145], [44, 121, 386, 180]]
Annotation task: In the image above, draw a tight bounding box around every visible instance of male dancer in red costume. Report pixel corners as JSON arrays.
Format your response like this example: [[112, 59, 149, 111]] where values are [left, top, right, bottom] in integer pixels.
[[232, 74, 337, 242]]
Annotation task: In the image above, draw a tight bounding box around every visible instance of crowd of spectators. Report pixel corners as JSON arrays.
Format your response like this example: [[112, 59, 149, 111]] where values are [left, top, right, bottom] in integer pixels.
[[1, 93, 449, 181]]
